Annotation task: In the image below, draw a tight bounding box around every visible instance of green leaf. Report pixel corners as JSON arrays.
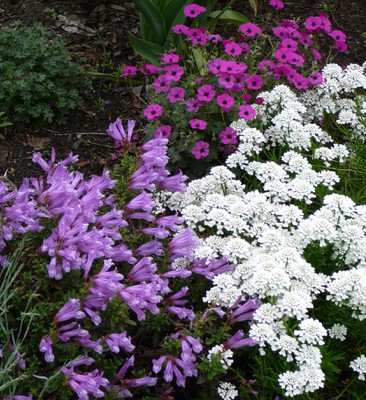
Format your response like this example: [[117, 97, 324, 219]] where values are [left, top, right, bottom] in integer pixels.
[[163, 0, 191, 31], [208, 9, 249, 25], [128, 32, 165, 66], [192, 48, 206, 72], [131, 0, 167, 45], [248, 0, 259, 16]]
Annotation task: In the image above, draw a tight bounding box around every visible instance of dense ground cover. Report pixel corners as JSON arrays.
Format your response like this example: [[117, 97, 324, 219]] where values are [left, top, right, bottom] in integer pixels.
[[1, 1, 366, 399]]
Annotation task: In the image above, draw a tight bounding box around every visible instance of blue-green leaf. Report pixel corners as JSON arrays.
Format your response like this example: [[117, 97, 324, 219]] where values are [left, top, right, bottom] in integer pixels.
[[128, 32, 165, 66]]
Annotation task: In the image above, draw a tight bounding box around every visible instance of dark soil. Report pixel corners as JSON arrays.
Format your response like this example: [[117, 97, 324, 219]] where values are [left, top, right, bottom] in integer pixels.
[[0, 0, 366, 185]]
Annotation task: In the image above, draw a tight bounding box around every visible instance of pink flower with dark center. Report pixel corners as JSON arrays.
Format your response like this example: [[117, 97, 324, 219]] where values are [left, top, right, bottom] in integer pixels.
[[335, 41, 347, 52], [329, 29, 347, 42], [217, 94, 235, 111], [287, 27, 300, 39], [155, 125, 172, 138], [219, 127, 237, 145], [246, 74, 264, 90], [269, 0, 284, 10], [162, 53, 180, 64], [184, 3, 206, 18], [224, 40, 242, 56], [209, 33, 221, 44], [308, 71, 323, 85], [187, 30, 208, 46], [191, 141, 210, 159], [197, 85, 216, 102], [140, 64, 161, 75], [165, 64, 184, 82], [238, 104, 256, 120], [273, 26, 289, 39], [319, 14, 332, 32], [218, 73, 235, 89], [281, 38, 298, 51], [273, 63, 293, 79], [186, 98, 201, 112], [299, 32, 313, 47], [255, 97, 264, 105], [189, 119, 207, 130], [305, 16, 322, 31], [144, 104, 163, 120], [154, 74, 171, 93], [275, 48, 291, 62], [287, 52, 305, 67], [167, 87, 185, 103], [172, 24, 189, 35], [238, 22, 262, 37], [282, 19, 299, 29], [120, 65, 137, 77], [291, 73, 309, 90]]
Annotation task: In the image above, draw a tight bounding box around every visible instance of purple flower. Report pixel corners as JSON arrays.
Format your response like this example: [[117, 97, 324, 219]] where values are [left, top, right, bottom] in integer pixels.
[[269, 0, 284, 9], [126, 191, 156, 212], [165, 64, 184, 82], [158, 171, 187, 193], [184, 3, 206, 18], [217, 94, 235, 111], [153, 74, 171, 93], [106, 119, 136, 146], [154, 125, 172, 138], [135, 240, 163, 257], [144, 104, 163, 121], [161, 52, 180, 64], [238, 22, 262, 37], [172, 24, 189, 34], [168, 228, 196, 261], [156, 214, 184, 232], [105, 332, 135, 353], [186, 98, 201, 112], [305, 16, 322, 31], [238, 104, 256, 120], [120, 65, 137, 77], [167, 87, 185, 103], [63, 368, 109, 399], [191, 140, 210, 159], [189, 118, 207, 130], [39, 337, 54, 363], [224, 330, 258, 349], [224, 40, 242, 56], [128, 257, 157, 282], [197, 84, 216, 102], [246, 74, 264, 90], [308, 71, 323, 85], [229, 297, 261, 323], [54, 298, 85, 324], [219, 127, 237, 145]]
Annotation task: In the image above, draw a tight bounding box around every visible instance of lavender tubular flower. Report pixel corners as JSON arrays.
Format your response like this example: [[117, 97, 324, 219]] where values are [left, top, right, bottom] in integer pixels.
[[224, 330, 258, 349], [230, 297, 261, 323], [135, 240, 163, 257], [54, 299, 85, 323], [156, 214, 184, 232], [39, 336, 54, 363], [168, 228, 197, 261], [158, 171, 188, 193], [107, 119, 136, 145], [105, 332, 135, 353], [128, 257, 157, 282], [125, 191, 156, 212]]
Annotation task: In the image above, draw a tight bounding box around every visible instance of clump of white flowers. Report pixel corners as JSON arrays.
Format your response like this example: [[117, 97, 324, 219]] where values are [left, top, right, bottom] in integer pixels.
[[166, 68, 366, 396]]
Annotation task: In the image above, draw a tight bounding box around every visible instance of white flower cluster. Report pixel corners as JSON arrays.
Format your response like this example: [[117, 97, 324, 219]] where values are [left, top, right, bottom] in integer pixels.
[[207, 344, 234, 370], [217, 382, 239, 400], [301, 63, 366, 139], [166, 73, 366, 395], [350, 355, 366, 380]]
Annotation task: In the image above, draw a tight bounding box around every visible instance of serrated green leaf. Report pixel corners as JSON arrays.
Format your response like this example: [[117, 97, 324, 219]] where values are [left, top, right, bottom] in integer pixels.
[[208, 9, 249, 25], [128, 33, 165, 66], [131, 0, 167, 45]]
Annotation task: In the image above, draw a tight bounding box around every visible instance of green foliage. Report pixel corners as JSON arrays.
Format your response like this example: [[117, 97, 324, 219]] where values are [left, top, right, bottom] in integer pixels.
[[0, 22, 89, 128], [129, 0, 248, 65]]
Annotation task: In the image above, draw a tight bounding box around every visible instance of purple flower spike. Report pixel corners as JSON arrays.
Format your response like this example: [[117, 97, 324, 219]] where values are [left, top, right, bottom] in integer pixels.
[[224, 330, 259, 349], [168, 228, 196, 261], [107, 119, 136, 146], [39, 337, 54, 363], [54, 298, 85, 324], [105, 332, 135, 353]]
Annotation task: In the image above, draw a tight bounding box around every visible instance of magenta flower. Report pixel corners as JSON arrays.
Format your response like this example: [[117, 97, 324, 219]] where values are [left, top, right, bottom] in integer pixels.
[[186, 98, 201, 112], [281, 38, 298, 51], [217, 94, 235, 111], [311, 48, 322, 61], [238, 22, 262, 37], [144, 104, 163, 120], [140, 64, 161, 75], [162, 52, 180, 64], [120, 65, 137, 77], [335, 41, 347, 52], [224, 40, 242, 56], [154, 74, 171, 93], [154, 125, 172, 138], [186, 28, 208, 46], [172, 24, 189, 34], [246, 74, 264, 90], [242, 93, 252, 103], [191, 140, 210, 160], [167, 87, 185, 103], [197, 84, 216, 102], [184, 3, 206, 18], [304, 16, 322, 31], [219, 127, 237, 145], [165, 64, 184, 82], [189, 118, 207, 130], [239, 104, 256, 120], [269, 0, 284, 9], [329, 30, 347, 42], [308, 71, 323, 85]]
